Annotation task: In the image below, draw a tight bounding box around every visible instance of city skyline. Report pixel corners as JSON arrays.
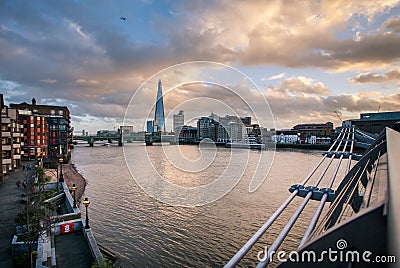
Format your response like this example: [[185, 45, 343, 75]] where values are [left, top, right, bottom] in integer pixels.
[[1, 1, 400, 133]]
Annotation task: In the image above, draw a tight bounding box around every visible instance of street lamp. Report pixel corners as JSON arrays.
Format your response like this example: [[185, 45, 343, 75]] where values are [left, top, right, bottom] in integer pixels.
[[83, 197, 90, 229], [35, 164, 38, 178], [71, 183, 77, 208], [58, 157, 64, 182]]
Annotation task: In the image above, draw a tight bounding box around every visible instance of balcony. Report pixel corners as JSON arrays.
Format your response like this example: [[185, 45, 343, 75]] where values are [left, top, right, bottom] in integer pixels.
[[2, 159, 11, 164], [12, 132, 21, 137], [13, 154, 21, 160], [13, 143, 21, 148], [2, 132, 11, 137], [2, 145, 11, 151], [1, 118, 11, 124]]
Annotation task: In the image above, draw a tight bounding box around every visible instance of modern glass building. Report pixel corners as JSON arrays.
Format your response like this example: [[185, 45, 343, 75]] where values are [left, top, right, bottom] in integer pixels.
[[154, 79, 166, 133]]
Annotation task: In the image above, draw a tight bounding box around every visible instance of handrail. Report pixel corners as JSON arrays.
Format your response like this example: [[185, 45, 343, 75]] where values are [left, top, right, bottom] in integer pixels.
[[225, 127, 354, 267]]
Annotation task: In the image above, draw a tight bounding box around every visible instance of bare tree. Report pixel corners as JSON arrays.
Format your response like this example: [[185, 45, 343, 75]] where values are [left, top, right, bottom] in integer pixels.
[[15, 168, 53, 268]]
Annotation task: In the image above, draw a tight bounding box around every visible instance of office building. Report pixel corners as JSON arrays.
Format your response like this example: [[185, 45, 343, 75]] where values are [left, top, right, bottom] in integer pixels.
[[154, 79, 166, 133], [173, 110, 184, 134], [120, 125, 134, 135]]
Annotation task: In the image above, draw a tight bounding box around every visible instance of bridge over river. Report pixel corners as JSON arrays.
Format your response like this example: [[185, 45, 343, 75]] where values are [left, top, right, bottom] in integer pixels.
[[73, 134, 123, 147]]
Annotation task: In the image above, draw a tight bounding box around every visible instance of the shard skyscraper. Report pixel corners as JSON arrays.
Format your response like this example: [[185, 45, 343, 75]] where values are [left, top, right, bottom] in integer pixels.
[[154, 79, 166, 133]]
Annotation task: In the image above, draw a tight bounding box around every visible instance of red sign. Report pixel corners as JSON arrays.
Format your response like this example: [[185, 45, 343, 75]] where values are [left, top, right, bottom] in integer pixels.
[[61, 222, 74, 234]]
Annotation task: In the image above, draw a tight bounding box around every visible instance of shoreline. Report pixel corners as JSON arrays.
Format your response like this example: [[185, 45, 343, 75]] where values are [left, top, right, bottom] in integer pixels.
[[44, 162, 87, 204], [63, 163, 87, 204]]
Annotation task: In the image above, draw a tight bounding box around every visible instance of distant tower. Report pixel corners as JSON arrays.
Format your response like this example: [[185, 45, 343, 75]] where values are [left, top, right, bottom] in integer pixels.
[[154, 79, 166, 133], [173, 110, 184, 134]]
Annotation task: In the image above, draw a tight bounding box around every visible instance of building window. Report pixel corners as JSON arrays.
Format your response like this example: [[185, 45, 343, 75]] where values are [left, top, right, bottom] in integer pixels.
[[58, 110, 64, 116], [51, 110, 55, 115]]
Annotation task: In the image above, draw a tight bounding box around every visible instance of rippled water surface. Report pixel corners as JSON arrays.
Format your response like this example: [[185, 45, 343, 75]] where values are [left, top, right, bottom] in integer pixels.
[[72, 142, 325, 267]]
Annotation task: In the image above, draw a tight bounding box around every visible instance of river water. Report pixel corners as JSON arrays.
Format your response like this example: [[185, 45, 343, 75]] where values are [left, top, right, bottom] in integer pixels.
[[72, 142, 332, 267]]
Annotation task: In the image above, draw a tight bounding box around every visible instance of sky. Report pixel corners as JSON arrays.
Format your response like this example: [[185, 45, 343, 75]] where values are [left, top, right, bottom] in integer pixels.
[[1, 0, 400, 133]]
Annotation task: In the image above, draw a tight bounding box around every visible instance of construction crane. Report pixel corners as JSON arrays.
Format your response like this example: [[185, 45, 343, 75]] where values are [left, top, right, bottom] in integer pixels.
[[334, 110, 343, 122]]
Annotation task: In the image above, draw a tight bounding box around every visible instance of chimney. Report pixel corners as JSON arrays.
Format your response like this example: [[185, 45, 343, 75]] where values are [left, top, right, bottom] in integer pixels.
[[32, 98, 37, 105]]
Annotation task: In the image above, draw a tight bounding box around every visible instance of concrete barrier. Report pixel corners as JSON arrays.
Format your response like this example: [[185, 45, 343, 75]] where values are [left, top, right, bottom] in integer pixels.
[[82, 220, 104, 266], [11, 235, 37, 256], [52, 219, 83, 236], [61, 182, 80, 215]]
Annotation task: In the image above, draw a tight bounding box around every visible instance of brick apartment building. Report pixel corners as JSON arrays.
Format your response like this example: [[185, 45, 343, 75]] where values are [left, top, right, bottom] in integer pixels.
[[10, 98, 72, 165], [17, 110, 48, 160]]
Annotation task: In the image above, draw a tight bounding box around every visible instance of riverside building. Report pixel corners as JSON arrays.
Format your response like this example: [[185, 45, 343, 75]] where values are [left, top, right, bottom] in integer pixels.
[[1, 94, 24, 182], [10, 98, 71, 166], [17, 110, 48, 160], [346, 111, 400, 134]]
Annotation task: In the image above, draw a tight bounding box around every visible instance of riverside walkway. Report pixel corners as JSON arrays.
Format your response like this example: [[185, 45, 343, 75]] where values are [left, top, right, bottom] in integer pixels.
[[0, 161, 100, 268], [0, 162, 35, 268], [55, 232, 94, 268]]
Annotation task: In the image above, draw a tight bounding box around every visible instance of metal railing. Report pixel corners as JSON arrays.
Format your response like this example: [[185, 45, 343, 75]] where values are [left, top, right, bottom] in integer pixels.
[[225, 127, 357, 267], [226, 126, 399, 267]]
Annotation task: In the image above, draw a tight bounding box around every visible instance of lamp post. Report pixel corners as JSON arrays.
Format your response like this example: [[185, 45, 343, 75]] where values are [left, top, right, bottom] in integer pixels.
[[83, 197, 90, 229], [35, 164, 38, 179], [58, 157, 64, 182], [71, 183, 77, 208]]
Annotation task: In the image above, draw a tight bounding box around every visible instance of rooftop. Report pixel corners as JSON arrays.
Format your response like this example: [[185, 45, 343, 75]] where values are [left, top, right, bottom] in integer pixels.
[[359, 111, 400, 121]]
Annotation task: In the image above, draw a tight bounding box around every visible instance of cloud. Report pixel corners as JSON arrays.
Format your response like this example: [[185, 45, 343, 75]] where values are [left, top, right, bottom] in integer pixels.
[[279, 76, 331, 96], [75, 79, 99, 86], [350, 68, 400, 83], [266, 86, 400, 129], [40, 79, 57, 84], [383, 16, 400, 32], [1, 0, 400, 133], [168, 0, 400, 71], [267, 72, 285, 80]]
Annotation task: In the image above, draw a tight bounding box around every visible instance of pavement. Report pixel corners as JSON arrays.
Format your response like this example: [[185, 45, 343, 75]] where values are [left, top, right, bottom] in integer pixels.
[[55, 232, 94, 268], [0, 161, 36, 268], [1, 162, 95, 268]]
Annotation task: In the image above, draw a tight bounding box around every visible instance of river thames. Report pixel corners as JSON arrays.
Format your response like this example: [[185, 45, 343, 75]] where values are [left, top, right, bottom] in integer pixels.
[[72, 142, 338, 267]]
